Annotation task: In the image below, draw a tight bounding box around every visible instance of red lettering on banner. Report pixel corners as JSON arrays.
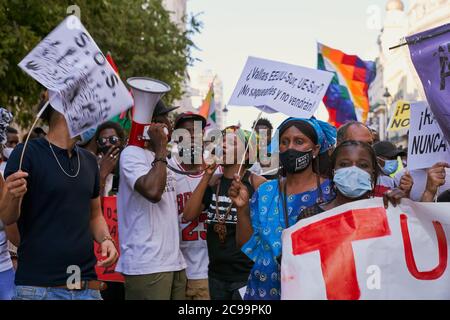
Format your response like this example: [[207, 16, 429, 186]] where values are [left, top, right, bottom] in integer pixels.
[[400, 214, 448, 280], [291, 207, 391, 300]]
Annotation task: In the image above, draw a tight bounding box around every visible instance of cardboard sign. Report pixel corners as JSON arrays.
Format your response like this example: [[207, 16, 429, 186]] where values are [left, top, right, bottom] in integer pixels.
[[281, 198, 450, 300], [19, 15, 133, 137], [387, 100, 410, 132], [94, 196, 124, 283], [407, 101, 450, 170], [228, 56, 333, 118]]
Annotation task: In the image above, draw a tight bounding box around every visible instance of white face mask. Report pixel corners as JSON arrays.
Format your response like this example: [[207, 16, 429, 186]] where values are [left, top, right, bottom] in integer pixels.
[[2, 147, 13, 160]]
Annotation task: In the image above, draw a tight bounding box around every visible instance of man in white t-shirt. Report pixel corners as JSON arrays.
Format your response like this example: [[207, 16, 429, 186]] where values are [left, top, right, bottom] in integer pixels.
[[117, 102, 186, 300]]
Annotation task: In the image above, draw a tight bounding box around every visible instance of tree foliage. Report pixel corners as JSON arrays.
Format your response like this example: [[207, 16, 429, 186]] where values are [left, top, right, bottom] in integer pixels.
[[0, 0, 201, 128]]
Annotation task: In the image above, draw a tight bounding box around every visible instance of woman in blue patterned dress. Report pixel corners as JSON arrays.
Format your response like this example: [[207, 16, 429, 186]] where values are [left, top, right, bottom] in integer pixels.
[[228, 117, 337, 300]]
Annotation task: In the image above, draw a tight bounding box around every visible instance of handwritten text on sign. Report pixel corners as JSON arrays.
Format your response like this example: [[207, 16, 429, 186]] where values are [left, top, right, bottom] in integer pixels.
[[228, 56, 333, 118], [94, 196, 124, 283], [281, 198, 450, 300], [407, 101, 450, 170], [19, 15, 133, 137]]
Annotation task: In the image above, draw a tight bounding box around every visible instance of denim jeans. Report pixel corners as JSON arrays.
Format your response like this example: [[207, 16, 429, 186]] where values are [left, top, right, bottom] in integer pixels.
[[208, 276, 247, 300], [13, 285, 103, 300], [0, 268, 15, 300]]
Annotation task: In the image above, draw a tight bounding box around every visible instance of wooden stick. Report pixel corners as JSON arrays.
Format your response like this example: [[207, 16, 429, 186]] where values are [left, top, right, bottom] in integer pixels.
[[19, 100, 49, 171]]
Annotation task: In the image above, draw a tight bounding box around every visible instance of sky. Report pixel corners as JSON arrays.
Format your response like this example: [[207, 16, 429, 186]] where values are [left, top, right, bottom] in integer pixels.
[[186, 0, 409, 130]]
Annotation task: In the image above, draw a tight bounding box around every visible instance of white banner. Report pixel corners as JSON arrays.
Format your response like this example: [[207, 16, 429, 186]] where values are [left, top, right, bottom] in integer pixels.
[[228, 56, 333, 118], [19, 15, 133, 137], [281, 198, 450, 300], [407, 101, 450, 170]]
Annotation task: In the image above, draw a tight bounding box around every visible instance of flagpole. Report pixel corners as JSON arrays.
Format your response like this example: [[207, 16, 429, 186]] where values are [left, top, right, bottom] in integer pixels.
[[389, 24, 450, 50], [19, 100, 50, 171], [236, 107, 265, 177]]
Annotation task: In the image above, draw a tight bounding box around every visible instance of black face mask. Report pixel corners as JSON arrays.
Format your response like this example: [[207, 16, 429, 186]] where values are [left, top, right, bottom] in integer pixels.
[[279, 149, 313, 173], [99, 145, 112, 156]]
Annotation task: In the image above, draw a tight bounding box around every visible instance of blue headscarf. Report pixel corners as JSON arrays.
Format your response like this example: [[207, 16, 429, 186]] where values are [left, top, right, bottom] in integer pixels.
[[270, 117, 336, 154]]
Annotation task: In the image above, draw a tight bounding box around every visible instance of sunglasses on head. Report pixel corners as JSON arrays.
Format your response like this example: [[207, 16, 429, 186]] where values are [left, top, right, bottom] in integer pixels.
[[97, 136, 120, 146]]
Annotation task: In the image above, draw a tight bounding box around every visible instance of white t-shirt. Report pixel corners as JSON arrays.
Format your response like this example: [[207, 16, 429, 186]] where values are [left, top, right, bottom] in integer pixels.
[[116, 146, 186, 275], [170, 157, 209, 280], [0, 220, 13, 273], [394, 168, 450, 201]]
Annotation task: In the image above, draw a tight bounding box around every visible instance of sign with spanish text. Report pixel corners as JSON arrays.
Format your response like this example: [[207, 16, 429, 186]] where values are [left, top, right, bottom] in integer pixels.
[[407, 101, 450, 170], [228, 56, 333, 118], [281, 198, 450, 300], [19, 15, 133, 138], [387, 100, 410, 132]]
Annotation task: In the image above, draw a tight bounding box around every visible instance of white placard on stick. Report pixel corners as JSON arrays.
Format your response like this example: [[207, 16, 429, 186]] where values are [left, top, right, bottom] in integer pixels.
[[19, 15, 133, 138], [228, 56, 333, 118], [407, 101, 450, 170]]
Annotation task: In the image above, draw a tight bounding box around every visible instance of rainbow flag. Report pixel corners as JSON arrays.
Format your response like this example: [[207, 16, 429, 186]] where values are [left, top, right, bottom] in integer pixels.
[[198, 84, 217, 129], [317, 43, 376, 127]]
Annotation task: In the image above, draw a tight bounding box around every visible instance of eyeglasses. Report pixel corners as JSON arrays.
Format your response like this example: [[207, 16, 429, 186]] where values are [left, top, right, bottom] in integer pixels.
[[97, 136, 120, 146]]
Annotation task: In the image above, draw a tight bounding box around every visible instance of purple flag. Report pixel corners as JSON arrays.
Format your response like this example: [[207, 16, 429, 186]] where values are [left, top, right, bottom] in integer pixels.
[[407, 23, 450, 143]]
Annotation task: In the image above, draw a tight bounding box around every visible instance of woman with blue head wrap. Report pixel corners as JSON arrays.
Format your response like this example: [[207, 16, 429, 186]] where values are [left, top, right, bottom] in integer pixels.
[[228, 116, 337, 300]]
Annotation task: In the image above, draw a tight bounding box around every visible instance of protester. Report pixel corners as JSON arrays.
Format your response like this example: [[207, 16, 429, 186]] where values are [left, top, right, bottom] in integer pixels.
[[0, 127, 19, 176], [420, 162, 450, 202], [336, 121, 373, 146], [337, 121, 413, 197], [117, 101, 187, 300], [95, 121, 125, 197], [373, 141, 413, 197], [228, 117, 336, 300], [183, 125, 266, 300], [170, 112, 211, 300], [249, 118, 279, 179], [2, 101, 118, 300], [299, 140, 405, 220]]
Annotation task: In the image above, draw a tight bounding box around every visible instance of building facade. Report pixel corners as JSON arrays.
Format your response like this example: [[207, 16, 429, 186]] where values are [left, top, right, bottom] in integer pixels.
[[368, 0, 450, 148]]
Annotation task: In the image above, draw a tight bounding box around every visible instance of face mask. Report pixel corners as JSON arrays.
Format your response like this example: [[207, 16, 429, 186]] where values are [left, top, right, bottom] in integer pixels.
[[383, 159, 398, 175], [2, 147, 13, 160], [333, 166, 372, 198], [279, 149, 312, 174], [77, 128, 97, 146], [99, 145, 111, 155], [402, 160, 407, 168]]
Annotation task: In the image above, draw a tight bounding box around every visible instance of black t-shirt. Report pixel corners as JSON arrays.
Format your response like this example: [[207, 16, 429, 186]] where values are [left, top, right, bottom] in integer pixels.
[[438, 190, 450, 202], [4, 138, 100, 286], [202, 171, 255, 282]]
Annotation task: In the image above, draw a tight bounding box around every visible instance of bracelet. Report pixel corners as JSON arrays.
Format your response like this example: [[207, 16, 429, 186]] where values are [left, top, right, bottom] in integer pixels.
[[152, 158, 168, 167], [101, 235, 115, 246]]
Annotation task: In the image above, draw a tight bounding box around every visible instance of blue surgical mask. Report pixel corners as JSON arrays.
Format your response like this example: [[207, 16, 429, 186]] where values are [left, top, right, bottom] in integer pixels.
[[333, 166, 373, 198], [383, 159, 398, 175]]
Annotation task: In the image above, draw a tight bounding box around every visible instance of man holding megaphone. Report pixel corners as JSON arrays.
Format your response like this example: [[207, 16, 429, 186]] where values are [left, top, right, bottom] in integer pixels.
[[116, 77, 187, 300]]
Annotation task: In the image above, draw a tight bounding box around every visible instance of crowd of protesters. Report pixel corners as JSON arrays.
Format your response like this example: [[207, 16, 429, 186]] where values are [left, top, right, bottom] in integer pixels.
[[0, 92, 448, 301]]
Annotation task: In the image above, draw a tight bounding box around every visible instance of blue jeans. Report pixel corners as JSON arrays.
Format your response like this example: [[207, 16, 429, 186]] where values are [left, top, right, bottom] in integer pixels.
[[0, 268, 15, 300], [13, 286, 103, 300]]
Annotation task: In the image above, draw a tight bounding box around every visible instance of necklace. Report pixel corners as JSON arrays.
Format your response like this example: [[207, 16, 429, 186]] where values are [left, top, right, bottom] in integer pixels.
[[48, 141, 81, 178]]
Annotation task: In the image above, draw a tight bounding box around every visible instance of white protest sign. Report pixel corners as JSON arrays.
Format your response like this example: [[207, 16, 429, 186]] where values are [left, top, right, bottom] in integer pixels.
[[228, 56, 333, 118], [407, 101, 450, 170], [19, 15, 133, 137], [281, 198, 450, 300]]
